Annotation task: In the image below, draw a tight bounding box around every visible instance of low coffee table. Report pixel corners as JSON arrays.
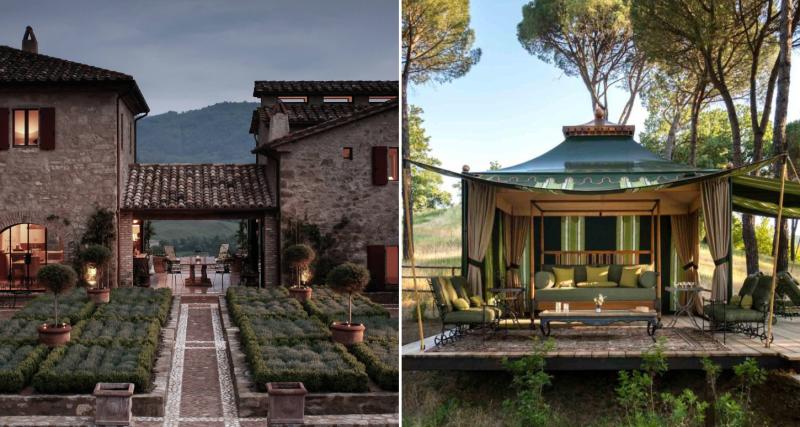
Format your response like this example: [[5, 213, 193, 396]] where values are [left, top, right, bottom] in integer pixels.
[[539, 309, 660, 339]]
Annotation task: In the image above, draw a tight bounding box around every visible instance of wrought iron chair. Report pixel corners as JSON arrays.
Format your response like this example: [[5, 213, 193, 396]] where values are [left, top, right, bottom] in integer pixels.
[[428, 276, 500, 345], [703, 273, 774, 343]]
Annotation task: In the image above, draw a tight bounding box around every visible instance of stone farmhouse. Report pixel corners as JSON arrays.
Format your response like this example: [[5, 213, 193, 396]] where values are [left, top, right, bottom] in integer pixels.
[[0, 27, 399, 291]]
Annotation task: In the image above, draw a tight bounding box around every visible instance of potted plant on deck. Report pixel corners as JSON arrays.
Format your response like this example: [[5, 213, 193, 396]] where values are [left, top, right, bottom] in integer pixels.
[[36, 264, 78, 346], [81, 244, 112, 304], [284, 244, 316, 302], [326, 262, 370, 345]]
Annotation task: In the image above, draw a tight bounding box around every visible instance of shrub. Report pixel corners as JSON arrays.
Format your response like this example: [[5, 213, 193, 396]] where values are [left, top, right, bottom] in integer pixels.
[[349, 339, 398, 390], [353, 315, 398, 342], [226, 286, 288, 303], [0, 343, 49, 392], [37, 264, 78, 325], [241, 317, 330, 345], [0, 319, 46, 344], [80, 244, 112, 288], [95, 288, 172, 325], [13, 288, 94, 325], [72, 318, 160, 347], [228, 298, 308, 324], [284, 244, 316, 286], [502, 337, 556, 427], [33, 342, 156, 393], [304, 287, 388, 324], [247, 341, 368, 392]]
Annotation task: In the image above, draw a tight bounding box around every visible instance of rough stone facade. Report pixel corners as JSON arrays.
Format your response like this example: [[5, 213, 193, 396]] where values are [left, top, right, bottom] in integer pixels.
[[0, 90, 137, 284], [261, 108, 399, 283]]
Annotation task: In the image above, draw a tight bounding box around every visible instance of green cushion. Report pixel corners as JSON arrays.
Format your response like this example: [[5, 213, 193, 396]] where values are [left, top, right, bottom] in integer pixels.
[[739, 273, 762, 297], [638, 271, 657, 288], [469, 296, 485, 307], [740, 294, 753, 310], [607, 264, 624, 284], [619, 266, 642, 288], [443, 308, 496, 324], [703, 304, 775, 324], [452, 297, 470, 311], [573, 266, 587, 283], [586, 266, 610, 283], [430, 277, 452, 312], [576, 281, 618, 288], [777, 272, 800, 305], [451, 276, 471, 300], [535, 287, 656, 302], [553, 267, 574, 288], [534, 271, 555, 289], [730, 295, 742, 306], [752, 275, 774, 310]]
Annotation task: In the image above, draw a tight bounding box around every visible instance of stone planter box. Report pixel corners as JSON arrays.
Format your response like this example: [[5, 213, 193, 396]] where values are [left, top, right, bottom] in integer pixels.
[[267, 382, 307, 425], [93, 383, 134, 426]]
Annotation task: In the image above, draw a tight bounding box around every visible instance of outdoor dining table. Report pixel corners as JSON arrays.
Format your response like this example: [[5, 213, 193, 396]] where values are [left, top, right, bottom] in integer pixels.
[[180, 256, 216, 286]]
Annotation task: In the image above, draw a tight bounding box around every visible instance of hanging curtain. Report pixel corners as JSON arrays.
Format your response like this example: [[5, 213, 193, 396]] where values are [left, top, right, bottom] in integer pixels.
[[616, 216, 640, 264], [467, 182, 497, 296], [701, 178, 731, 303], [561, 216, 585, 264], [671, 213, 701, 311], [503, 213, 531, 287]]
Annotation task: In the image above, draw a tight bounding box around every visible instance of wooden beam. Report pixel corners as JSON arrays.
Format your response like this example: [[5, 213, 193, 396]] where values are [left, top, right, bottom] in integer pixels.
[[403, 169, 425, 351]]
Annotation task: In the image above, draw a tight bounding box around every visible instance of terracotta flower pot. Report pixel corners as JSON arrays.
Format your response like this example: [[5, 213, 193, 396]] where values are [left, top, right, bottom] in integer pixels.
[[267, 382, 307, 425], [289, 286, 312, 302], [87, 288, 111, 304], [94, 382, 134, 426], [38, 323, 71, 347], [330, 322, 365, 345]]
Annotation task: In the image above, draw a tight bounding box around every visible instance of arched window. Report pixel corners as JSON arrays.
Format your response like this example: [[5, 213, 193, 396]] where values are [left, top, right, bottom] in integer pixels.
[[0, 223, 63, 289]]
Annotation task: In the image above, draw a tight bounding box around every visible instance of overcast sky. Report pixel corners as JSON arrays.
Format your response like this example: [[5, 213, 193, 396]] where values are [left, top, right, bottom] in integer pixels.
[[0, 0, 399, 114]]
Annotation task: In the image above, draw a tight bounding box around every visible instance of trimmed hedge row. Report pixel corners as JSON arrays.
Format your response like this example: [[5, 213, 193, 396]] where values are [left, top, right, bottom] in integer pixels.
[[32, 342, 156, 393], [0, 343, 49, 393], [71, 318, 161, 347], [349, 339, 398, 391], [246, 341, 368, 392], [353, 315, 399, 343], [13, 288, 95, 325], [241, 316, 331, 345], [94, 288, 172, 325], [228, 296, 308, 325], [0, 318, 44, 344], [303, 287, 389, 324]]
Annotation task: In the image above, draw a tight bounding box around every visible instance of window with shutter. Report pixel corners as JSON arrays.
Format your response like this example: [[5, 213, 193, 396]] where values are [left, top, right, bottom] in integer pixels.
[[372, 146, 388, 185], [12, 109, 40, 147], [0, 108, 9, 150]]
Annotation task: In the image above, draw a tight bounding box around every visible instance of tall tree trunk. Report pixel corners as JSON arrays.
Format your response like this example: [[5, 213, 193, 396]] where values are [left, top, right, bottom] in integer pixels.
[[742, 215, 760, 274], [664, 109, 681, 160], [689, 91, 701, 167], [771, 0, 794, 272], [401, 72, 412, 259]]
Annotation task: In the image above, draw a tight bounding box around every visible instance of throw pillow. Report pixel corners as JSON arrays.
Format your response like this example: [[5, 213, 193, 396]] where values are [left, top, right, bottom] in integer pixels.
[[740, 294, 753, 310], [586, 266, 610, 283], [620, 266, 643, 288], [552, 267, 574, 288], [469, 296, 484, 307], [730, 295, 742, 306], [452, 297, 470, 311]]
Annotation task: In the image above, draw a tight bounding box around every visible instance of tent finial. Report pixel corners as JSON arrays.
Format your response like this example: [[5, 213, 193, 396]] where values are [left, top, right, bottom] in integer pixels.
[[594, 104, 605, 120]]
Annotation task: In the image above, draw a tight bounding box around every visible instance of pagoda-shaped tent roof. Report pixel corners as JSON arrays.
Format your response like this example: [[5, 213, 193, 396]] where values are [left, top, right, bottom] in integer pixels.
[[472, 113, 719, 192]]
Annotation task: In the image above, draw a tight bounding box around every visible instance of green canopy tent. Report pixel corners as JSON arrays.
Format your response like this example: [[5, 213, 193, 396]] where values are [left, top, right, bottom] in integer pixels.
[[405, 111, 794, 348]]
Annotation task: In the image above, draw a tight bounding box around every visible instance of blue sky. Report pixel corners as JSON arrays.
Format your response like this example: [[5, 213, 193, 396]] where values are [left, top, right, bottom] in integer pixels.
[[0, 0, 398, 114], [408, 1, 800, 185]]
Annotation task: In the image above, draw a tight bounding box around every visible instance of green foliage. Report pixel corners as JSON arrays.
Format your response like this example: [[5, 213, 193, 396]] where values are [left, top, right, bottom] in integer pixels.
[[402, 0, 481, 85], [229, 298, 309, 323], [502, 337, 556, 427], [733, 357, 767, 418], [79, 245, 112, 266], [138, 102, 259, 163], [14, 288, 93, 325], [94, 293, 173, 326], [37, 264, 78, 296], [716, 392, 747, 427], [349, 339, 398, 390], [32, 342, 156, 393], [81, 207, 115, 248], [409, 105, 451, 211], [326, 263, 370, 295], [0, 343, 49, 392], [242, 317, 331, 345], [354, 315, 399, 343], [303, 287, 389, 324], [72, 318, 160, 347], [659, 389, 708, 427], [284, 244, 316, 269], [0, 318, 46, 344], [616, 338, 669, 423]]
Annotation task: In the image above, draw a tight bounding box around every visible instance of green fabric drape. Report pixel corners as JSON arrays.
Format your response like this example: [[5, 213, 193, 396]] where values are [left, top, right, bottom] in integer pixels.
[[561, 216, 585, 264], [616, 216, 640, 264]]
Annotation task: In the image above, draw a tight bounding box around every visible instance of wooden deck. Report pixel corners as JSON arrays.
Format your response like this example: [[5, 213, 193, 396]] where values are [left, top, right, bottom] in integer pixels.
[[402, 315, 800, 371]]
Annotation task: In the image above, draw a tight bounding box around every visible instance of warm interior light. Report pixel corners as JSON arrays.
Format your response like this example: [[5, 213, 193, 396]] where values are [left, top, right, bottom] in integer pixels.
[[86, 264, 98, 286]]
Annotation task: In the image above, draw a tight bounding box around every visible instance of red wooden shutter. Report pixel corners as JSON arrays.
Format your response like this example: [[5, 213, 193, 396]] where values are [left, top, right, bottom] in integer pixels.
[[39, 108, 55, 150], [0, 108, 8, 150], [366, 245, 386, 291], [372, 146, 388, 185], [385, 246, 399, 286]]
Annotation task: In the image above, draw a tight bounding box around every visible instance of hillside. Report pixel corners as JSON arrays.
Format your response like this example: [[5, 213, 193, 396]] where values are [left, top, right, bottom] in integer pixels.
[[137, 101, 259, 164], [137, 101, 258, 252]]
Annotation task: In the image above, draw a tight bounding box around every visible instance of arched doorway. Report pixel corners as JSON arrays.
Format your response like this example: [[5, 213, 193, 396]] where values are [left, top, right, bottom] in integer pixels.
[[0, 223, 64, 289]]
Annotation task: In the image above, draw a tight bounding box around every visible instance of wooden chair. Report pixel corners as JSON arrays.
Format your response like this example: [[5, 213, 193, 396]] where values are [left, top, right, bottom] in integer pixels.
[[164, 246, 179, 263]]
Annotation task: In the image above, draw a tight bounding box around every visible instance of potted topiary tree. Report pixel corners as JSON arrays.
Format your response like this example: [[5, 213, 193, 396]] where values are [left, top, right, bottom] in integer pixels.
[[284, 244, 316, 302], [80, 244, 112, 304], [36, 264, 78, 346], [326, 262, 370, 345]]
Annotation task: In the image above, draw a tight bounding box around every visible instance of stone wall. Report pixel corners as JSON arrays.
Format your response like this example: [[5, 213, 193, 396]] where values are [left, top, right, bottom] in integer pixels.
[[274, 108, 398, 276], [0, 90, 135, 283], [262, 213, 279, 286]]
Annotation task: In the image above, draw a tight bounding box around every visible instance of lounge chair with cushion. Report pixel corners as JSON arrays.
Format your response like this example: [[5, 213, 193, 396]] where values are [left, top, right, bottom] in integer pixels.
[[703, 272, 775, 343], [429, 276, 500, 345], [774, 271, 800, 318]]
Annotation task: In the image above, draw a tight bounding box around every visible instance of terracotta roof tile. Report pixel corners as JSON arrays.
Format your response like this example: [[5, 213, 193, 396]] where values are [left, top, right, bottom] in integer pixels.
[[249, 103, 371, 133], [122, 164, 272, 211], [253, 80, 398, 97]]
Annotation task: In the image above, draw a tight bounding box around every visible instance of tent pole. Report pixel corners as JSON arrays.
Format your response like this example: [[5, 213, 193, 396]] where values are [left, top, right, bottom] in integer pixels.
[[656, 200, 662, 318], [403, 167, 425, 351], [766, 159, 788, 348]]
